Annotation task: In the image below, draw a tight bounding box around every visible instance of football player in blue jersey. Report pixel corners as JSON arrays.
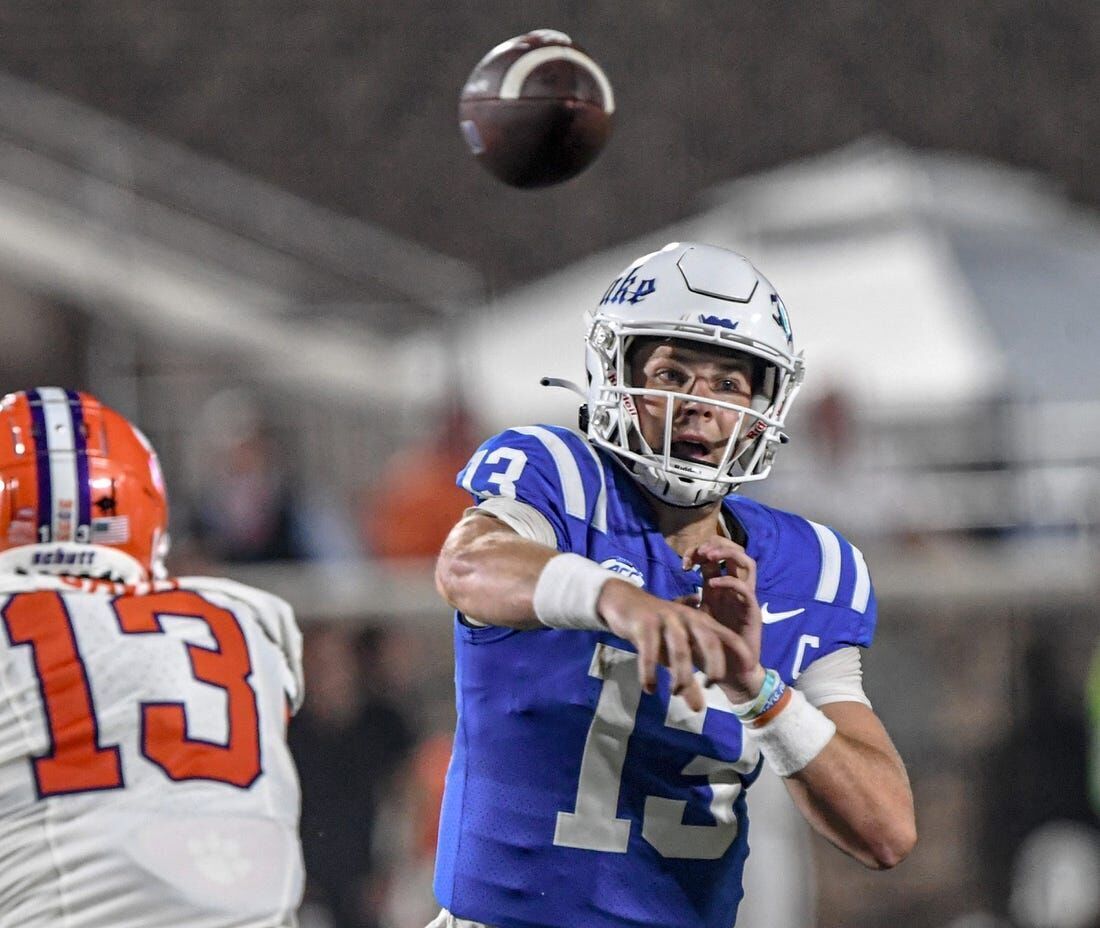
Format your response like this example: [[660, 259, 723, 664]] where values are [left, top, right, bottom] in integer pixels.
[[431, 242, 916, 928]]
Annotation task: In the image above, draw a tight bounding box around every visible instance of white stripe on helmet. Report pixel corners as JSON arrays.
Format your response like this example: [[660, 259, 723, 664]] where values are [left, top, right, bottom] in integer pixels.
[[37, 387, 80, 543]]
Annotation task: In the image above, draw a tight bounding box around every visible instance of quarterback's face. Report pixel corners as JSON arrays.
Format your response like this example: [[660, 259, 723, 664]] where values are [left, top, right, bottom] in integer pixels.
[[629, 340, 757, 465]]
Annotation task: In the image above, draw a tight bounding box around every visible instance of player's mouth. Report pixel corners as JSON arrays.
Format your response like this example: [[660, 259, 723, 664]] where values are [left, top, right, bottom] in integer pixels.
[[670, 438, 713, 462]]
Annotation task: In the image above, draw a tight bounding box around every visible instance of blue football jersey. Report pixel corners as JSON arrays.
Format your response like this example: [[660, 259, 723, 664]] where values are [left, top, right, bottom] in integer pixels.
[[434, 425, 876, 928]]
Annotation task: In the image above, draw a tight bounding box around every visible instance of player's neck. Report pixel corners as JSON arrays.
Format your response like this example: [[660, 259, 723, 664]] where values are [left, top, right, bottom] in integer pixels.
[[648, 495, 724, 557]]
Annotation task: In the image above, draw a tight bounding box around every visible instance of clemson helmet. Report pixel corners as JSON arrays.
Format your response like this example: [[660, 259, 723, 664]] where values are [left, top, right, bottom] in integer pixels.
[[578, 242, 805, 507], [0, 388, 169, 582]]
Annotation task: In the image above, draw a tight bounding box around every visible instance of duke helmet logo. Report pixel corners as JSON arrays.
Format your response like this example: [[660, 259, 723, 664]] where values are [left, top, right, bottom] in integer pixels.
[[600, 268, 657, 306], [771, 293, 794, 347], [699, 314, 738, 330]]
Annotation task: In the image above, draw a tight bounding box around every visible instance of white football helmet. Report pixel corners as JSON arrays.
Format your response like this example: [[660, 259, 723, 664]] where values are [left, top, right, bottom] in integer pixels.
[[574, 242, 805, 507]]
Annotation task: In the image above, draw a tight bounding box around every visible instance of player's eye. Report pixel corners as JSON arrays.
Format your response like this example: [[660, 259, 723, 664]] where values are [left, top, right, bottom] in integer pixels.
[[717, 377, 750, 395], [652, 367, 686, 386]]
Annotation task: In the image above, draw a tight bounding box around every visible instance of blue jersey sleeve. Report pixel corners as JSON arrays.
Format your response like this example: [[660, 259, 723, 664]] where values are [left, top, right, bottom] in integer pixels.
[[731, 497, 877, 679], [757, 507, 877, 647], [456, 426, 609, 555]]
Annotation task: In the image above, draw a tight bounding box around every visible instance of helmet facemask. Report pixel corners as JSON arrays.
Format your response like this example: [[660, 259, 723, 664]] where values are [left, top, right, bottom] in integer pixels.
[[538, 243, 805, 507], [585, 317, 804, 507]]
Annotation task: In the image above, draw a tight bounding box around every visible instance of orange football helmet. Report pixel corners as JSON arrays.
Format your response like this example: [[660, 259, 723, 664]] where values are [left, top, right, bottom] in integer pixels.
[[0, 388, 169, 582]]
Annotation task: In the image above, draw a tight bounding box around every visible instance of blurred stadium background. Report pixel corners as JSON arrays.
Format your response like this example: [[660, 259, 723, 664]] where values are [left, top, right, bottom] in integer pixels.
[[0, 3, 1098, 927]]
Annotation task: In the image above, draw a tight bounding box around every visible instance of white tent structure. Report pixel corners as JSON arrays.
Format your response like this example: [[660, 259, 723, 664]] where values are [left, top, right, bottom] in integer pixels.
[[463, 138, 1100, 430], [461, 139, 1100, 538]]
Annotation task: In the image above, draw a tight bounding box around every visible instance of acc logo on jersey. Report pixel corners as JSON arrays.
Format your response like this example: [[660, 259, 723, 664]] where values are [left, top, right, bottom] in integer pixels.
[[599, 557, 645, 587]]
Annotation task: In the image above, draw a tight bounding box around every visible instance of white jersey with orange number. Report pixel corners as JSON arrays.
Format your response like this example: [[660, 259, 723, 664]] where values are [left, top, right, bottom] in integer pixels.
[[0, 573, 305, 928]]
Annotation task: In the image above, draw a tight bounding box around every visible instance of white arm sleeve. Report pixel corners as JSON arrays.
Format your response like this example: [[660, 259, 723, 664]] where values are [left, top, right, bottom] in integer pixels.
[[470, 497, 558, 548], [458, 498, 559, 628], [793, 645, 872, 709]]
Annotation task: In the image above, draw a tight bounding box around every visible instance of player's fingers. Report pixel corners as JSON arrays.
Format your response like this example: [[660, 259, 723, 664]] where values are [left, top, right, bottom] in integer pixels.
[[686, 541, 723, 569], [661, 613, 697, 702], [701, 587, 748, 622], [680, 675, 706, 713], [695, 611, 751, 663], [700, 561, 721, 589], [695, 540, 755, 582], [685, 538, 738, 568], [706, 619, 742, 653], [686, 618, 727, 685], [720, 546, 756, 583], [633, 617, 661, 696], [707, 575, 758, 608]]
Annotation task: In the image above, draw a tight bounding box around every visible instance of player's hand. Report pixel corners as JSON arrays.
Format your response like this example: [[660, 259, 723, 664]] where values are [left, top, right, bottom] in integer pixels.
[[596, 578, 738, 712], [682, 537, 766, 703]]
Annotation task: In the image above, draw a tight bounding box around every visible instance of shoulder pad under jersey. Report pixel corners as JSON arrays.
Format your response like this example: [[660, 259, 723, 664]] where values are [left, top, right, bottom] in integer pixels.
[[457, 426, 611, 549]]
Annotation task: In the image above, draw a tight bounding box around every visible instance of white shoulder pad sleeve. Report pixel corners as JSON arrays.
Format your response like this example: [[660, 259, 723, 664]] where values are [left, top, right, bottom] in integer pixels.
[[793, 645, 872, 709], [471, 497, 558, 548], [458, 498, 559, 628]]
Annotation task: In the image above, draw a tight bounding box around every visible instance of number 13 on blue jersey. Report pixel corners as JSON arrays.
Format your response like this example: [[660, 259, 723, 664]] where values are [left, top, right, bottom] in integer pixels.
[[555, 642, 759, 860]]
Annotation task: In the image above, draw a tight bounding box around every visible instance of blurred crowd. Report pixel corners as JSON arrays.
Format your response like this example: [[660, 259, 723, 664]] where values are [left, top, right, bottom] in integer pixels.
[[291, 623, 448, 928], [175, 388, 476, 571]]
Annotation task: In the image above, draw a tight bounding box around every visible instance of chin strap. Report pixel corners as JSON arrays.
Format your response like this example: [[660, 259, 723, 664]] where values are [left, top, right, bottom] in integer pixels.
[[631, 459, 730, 508]]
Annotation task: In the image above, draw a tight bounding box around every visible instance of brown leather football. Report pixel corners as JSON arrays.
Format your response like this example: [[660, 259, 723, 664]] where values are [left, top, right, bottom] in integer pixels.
[[459, 30, 615, 188]]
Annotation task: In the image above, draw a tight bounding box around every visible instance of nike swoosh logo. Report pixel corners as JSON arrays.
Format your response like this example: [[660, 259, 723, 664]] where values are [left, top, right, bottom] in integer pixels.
[[760, 604, 806, 624]]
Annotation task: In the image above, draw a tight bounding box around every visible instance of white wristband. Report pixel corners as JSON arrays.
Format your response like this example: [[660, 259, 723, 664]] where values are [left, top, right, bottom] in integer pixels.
[[744, 687, 837, 777], [532, 553, 616, 631]]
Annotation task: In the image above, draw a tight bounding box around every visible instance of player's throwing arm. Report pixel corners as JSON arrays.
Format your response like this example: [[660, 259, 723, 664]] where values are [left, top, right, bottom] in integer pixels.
[[437, 512, 737, 712]]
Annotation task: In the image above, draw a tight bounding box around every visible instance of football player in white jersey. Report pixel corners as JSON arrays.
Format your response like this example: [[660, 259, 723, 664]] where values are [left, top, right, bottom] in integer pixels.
[[431, 243, 917, 928], [0, 388, 304, 928]]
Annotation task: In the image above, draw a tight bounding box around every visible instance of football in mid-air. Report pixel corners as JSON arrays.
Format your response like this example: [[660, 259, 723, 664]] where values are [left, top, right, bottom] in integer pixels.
[[458, 30, 614, 189]]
